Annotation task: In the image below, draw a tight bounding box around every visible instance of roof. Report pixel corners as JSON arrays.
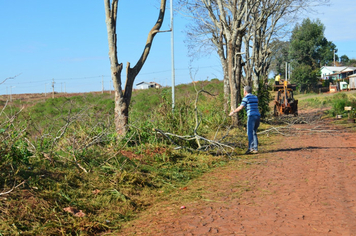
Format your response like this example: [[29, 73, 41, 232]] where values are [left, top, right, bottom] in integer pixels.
[[321, 66, 347, 72], [136, 81, 151, 86], [136, 81, 162, 87], [341, 67, 356, 73]]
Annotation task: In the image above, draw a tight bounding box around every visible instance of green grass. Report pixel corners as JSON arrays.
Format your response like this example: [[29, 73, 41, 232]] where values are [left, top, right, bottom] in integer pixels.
[[297, 91, 356, 118]]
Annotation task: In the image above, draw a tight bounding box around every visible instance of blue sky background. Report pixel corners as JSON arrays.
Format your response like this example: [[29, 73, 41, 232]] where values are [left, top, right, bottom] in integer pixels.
[[0, 0, 354, 95]]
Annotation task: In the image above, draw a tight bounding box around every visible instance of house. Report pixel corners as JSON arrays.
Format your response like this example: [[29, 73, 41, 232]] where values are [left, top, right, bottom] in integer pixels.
[[136, 81, 162, 90], [341, 67, 356, 78], [320, 66, 347, 79], [321, 66, 356, 80]]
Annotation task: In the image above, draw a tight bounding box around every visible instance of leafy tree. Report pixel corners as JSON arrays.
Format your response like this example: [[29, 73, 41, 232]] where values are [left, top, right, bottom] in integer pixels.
[[269, 39, 290, 77], [318, 38, 338, 66], [348, 59, 356, 67], [340, 54, 350, 65], [289, 18, 336, 90], [292, 64, 319, 92]]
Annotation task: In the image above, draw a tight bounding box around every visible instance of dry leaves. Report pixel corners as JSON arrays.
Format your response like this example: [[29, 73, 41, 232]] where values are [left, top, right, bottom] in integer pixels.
[[63, 207, 86, 217]]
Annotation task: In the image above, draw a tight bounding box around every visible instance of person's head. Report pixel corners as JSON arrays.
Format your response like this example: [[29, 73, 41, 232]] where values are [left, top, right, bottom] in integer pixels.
[[244, 86, 252, 95]]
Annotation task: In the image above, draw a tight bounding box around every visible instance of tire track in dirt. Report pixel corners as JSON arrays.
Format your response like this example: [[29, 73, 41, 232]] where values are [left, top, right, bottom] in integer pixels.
[[120, 123, 356, 235]]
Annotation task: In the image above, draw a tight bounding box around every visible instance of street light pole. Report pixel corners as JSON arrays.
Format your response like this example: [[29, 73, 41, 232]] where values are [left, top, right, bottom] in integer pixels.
[[170, 0, 175, 112]]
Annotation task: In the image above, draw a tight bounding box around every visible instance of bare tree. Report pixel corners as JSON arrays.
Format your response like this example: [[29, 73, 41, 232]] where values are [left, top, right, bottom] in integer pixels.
[[179, 0, 255, 125], [0, 74, 21, 85], [242, 0, 328, 89], [104, 0, 167, 136], [179, 0, 329, 121]]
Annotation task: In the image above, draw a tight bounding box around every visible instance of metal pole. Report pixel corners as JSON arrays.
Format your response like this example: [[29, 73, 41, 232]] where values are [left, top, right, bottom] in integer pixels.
[[285, 62, 288, 82], [333, 50, 336, 66], [45, 83, 47, 97], [102, 75, 104, 94], [110, 80, 112, 94], [170, 0, 175, 112], [52, 78, 55, 99]]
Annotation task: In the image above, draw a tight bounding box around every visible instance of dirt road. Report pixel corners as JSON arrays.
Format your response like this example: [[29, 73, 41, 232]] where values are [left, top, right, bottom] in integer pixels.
[[120, 118, 356, 235]]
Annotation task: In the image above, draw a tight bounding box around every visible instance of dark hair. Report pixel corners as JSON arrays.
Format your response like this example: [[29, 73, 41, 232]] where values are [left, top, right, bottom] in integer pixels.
[[244, 86, 252, 93]]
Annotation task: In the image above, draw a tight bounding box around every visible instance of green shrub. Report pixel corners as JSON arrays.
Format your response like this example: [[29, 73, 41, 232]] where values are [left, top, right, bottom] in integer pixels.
[[328, 93, 356, 117]]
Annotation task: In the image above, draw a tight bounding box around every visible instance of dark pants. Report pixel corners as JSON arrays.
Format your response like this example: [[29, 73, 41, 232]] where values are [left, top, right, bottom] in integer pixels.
[[247, 115, 260, 151]]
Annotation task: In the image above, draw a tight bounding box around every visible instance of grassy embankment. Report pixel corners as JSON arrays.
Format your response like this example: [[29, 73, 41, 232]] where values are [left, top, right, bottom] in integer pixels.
[[0, 80, 355, 235], [0, 80, 248, 235]]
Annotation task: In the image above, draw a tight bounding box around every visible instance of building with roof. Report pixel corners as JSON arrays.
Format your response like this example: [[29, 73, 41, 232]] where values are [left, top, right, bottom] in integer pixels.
[[320, 66, 347, 78], [321, 66, 356, 80], [136, 81, 162, 90]]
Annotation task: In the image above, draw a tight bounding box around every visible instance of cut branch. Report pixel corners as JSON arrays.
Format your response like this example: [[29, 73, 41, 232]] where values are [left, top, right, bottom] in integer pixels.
[[0, 180, 26, 196]]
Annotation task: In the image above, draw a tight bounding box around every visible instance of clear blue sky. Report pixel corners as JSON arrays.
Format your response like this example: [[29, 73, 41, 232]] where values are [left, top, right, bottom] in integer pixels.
[[0, 0, 355, 95]]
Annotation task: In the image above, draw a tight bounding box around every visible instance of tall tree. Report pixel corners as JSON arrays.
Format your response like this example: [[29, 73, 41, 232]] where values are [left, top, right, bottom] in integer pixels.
[[339, 54, 350, 65], [179, 0, 254, 124], [243, 0, 294, 88], [269, 39, 290, 77], [104, 0, 167, 136], [243, 0, 331, 89], [179, 0, 329, 121], [289, 18, 336, 90]]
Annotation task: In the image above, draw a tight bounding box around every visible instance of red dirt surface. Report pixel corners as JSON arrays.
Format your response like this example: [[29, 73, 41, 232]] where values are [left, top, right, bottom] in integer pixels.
[[119, 117, 356, 235]]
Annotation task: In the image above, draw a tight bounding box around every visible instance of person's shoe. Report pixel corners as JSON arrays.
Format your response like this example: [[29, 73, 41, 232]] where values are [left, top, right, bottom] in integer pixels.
[[251, 149, 258, 154], [245, 149, 252, 154]]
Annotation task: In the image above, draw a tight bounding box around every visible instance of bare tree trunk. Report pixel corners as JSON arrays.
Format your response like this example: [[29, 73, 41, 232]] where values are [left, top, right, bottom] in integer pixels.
[[223, 72, 230, 113], [235, 34, 243, 105], [227, 41, 239, 125], [104, 0, 167, 136]]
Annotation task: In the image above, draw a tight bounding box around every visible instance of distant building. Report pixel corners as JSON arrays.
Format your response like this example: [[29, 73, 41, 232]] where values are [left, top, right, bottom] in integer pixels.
[[321, 66, 356, 80], [320, 66, 347, 78], [136, 81, 162, 90]]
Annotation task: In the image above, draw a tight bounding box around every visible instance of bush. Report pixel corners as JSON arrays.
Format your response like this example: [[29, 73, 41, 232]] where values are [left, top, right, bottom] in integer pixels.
[[328, 93, 356, 117]]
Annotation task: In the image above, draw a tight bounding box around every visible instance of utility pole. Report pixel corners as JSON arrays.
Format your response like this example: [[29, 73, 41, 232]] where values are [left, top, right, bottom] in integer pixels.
[[170, 0, 175, 112], [61, 82, 63, 93], [102, 75, 104, 94], [45, 83, 47, 97], [110, 80, 112, 94], [64, 82, 66, 93], [52, 78, 55, 99], [333, 50, 336, 66]]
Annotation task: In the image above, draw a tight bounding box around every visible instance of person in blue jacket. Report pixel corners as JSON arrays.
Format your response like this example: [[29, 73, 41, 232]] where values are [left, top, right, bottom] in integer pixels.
[[229, 86, 261, 154]]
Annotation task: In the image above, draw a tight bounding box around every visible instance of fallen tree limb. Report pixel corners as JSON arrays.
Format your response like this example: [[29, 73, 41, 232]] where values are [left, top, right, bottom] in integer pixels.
[[153, 128, 234, 154], [0, 180, 26, 196]]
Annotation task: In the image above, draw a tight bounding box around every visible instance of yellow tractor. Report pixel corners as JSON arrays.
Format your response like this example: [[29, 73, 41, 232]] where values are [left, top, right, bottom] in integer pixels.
[[273, 80, 298, 116]]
